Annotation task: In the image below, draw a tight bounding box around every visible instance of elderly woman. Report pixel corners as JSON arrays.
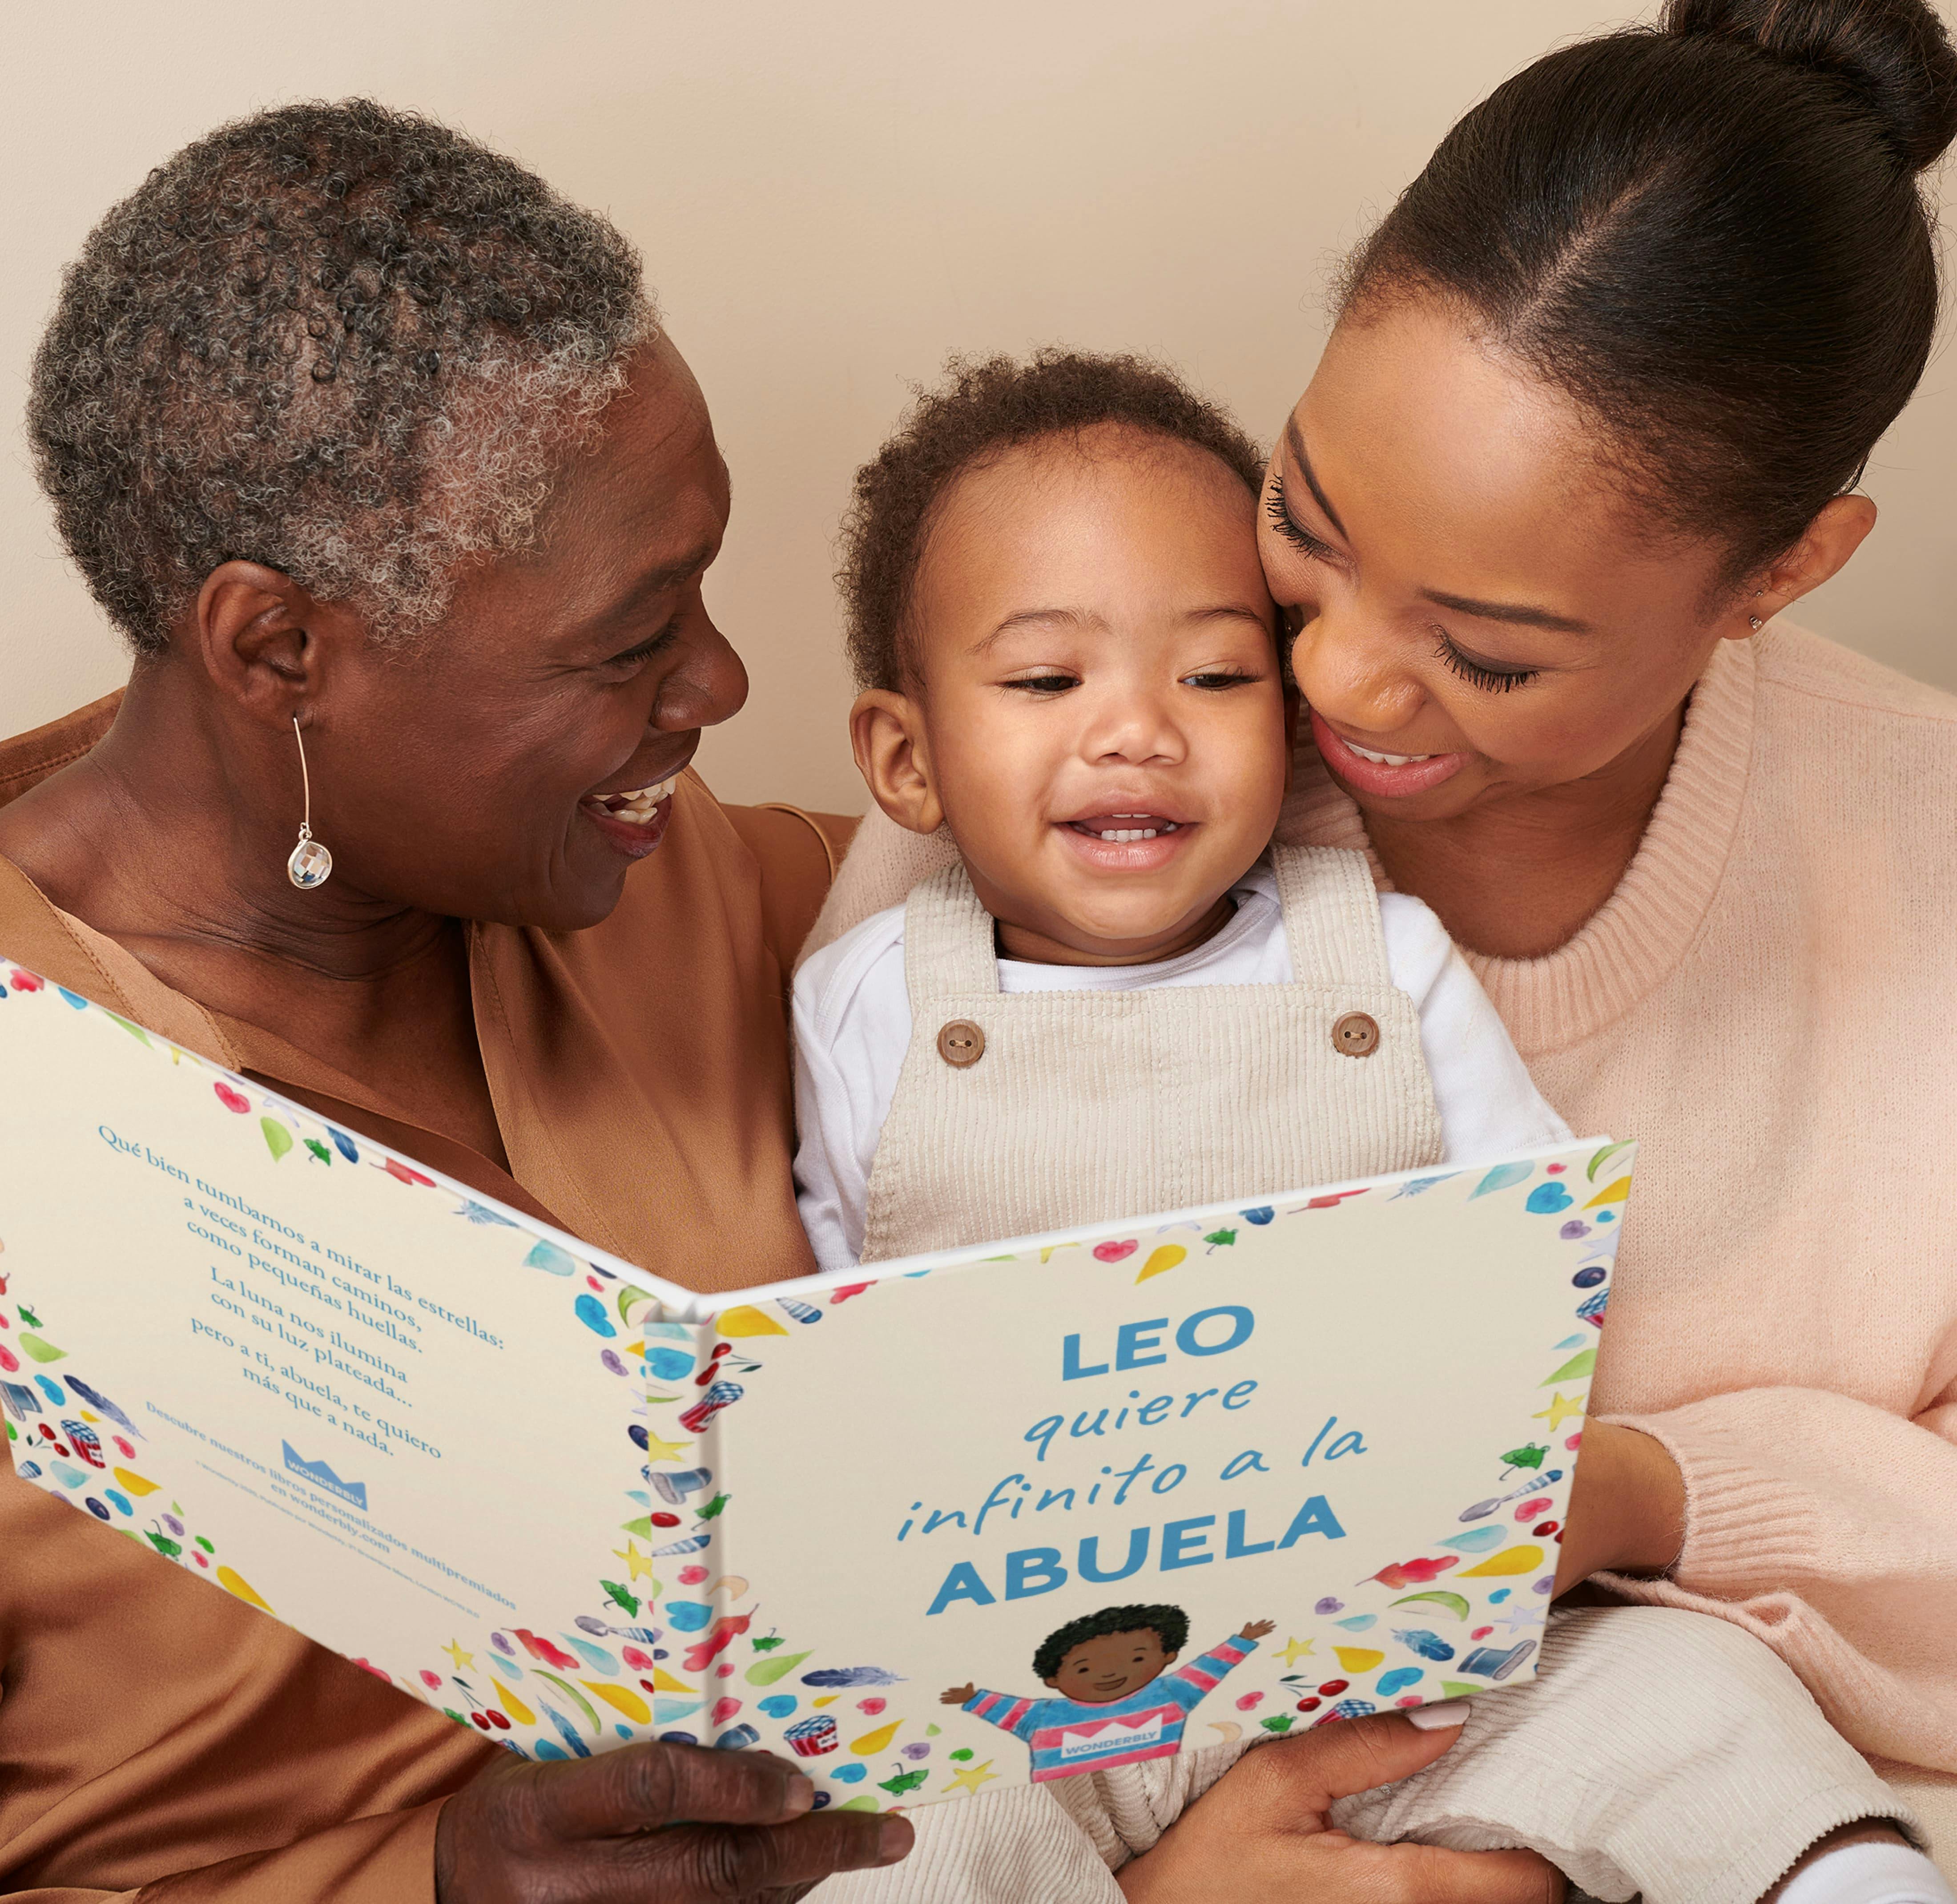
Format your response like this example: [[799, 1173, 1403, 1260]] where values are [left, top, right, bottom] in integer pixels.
[[818, 0, 1957, 1897], [0, 104, 1551, 1904]]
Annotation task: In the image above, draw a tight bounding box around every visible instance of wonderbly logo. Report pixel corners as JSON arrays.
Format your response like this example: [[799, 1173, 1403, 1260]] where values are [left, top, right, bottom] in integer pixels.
[[282, 1440, 368, 1512], [1052, 1707, 1173, 1761]]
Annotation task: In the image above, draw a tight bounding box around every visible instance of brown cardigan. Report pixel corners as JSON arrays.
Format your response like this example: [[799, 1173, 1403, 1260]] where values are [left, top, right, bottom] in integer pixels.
[[0, 691, 854, 1902]]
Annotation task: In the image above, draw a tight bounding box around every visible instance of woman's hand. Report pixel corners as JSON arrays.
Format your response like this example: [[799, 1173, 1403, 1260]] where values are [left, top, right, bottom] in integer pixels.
[[1553, 1420, 1686, 1595], [1116, 1713, 1561, 1904], [435, 1739, 912, 1904]]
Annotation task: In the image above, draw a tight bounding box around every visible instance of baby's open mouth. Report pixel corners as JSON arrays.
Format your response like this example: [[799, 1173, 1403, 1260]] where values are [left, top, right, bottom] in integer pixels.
[[585, 777, 677, 825], [1067, 812, 1183, 843]]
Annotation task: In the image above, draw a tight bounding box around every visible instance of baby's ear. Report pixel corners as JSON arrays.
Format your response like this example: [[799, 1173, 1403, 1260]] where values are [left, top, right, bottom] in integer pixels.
[[850, 689, 944, 836]]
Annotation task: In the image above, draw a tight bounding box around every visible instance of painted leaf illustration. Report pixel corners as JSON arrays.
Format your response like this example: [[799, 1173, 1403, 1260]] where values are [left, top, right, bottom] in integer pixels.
[[260, 1117, 294, 1162], [581, 1679, 652, 1722], [535, 1670, 602, 1735], [524, 1240, 576, 1276], [1586, 1140, 1633, 1182], [1470, 1162, 1534, 1199], [1542, 1348, 1597, 1385]]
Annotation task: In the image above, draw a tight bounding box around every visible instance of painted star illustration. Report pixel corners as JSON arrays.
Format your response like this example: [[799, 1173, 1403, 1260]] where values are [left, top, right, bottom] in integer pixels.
[[944, 1758, 999, 1796], [1531, 1390, 1587, 1432], [1275, 1636, 1316, 1667], [612, 1540, 656, 1580], [1494, 1598, 1545, 1638], [442, 1639, 475, 1671], [639, 1426, 693, 1464]]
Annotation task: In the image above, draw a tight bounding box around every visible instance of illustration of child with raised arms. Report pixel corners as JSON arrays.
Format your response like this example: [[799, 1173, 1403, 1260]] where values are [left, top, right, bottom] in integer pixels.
[[944, 1606, 1271, 1782], [794, 353, 1924, 1904]]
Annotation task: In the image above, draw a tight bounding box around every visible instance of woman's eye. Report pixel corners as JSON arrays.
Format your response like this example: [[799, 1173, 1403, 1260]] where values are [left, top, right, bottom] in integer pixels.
[[1433, 633, 1541, 694], [603, 615, 682, 672], [1265, 476, 1337, 561], [1006, 673, 1079, 696]]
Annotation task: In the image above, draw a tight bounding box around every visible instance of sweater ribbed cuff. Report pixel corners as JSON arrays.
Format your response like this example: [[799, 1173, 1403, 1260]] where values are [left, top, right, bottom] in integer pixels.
[[1601, 1403, 1820, 1598]]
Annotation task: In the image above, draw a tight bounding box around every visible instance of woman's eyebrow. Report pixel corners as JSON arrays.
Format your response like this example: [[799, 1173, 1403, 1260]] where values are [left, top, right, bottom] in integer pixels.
[[1282, 417, 1349, 539], [1419, 588, 1592, 634], [1284, 417, 1590, 634]]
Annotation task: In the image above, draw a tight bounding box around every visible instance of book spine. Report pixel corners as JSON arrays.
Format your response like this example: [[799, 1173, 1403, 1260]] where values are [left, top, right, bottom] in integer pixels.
[[636, 1306, 720, 1738]]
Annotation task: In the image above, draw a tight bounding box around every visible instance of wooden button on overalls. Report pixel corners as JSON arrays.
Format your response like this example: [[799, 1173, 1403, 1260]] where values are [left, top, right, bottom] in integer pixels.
[[937, 1019, 986, 1067], [1332, 1011, 1381, 1057]]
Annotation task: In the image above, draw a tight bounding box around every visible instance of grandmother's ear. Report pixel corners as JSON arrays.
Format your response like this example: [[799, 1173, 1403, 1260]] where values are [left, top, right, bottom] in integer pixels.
[[850, 689, 943, 836], [189, 561, 346, 724]]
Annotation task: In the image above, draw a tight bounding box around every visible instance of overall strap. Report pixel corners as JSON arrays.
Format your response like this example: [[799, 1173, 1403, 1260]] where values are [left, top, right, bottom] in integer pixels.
[[902, 861, 1001, 1007], [1270, 843, 1396, 989]]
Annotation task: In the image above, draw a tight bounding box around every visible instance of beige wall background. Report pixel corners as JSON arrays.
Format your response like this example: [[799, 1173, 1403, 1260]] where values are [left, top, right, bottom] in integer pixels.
[[5, 0, 1953, 813]]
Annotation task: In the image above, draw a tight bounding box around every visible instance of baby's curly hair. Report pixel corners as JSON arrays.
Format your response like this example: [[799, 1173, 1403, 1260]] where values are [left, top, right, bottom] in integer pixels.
[[1033, 1602, 1191, 1680], [838, 350, 1267, 693], [29, 98, 654, 655]]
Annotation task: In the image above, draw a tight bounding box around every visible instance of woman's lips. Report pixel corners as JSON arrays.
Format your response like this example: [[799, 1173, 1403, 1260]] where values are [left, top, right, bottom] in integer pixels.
[[1310, 709, 1468, 799], [580, 775, 679, 859]]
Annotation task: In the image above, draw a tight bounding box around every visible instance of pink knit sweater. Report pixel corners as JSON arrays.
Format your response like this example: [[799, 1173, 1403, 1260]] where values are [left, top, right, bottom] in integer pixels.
[[806, 625, 1957, 1779]]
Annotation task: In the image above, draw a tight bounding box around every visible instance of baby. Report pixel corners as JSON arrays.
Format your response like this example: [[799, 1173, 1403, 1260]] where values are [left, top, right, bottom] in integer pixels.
[[793, 351, 1567, 1270], [793, 352, 1928, 1904]]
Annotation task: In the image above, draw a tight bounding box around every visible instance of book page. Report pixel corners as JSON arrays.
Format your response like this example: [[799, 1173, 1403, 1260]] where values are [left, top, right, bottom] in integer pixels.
[[0, 967, 695, 1763], [652, 1144, 1624, 1810]]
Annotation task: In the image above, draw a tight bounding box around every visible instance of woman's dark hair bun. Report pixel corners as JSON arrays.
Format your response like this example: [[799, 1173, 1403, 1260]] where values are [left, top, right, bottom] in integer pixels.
[[1341, 0, 1955, 586], [1664, 0, 1957, 171]]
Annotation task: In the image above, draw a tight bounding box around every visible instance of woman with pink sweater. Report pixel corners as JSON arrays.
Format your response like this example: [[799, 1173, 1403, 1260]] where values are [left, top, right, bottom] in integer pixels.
[[809, 0, 1957, 1892]]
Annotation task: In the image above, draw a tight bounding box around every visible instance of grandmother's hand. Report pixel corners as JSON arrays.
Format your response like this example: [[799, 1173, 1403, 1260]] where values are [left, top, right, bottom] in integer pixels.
[[435, 1740, 911, 1904], [1116, 1713, 1562, 1904]]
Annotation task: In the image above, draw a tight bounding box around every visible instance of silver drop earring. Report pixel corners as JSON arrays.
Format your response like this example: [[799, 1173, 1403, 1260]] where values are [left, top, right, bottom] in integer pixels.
[[1748, 615, 1763, 631], [286, 717, 333, 889]]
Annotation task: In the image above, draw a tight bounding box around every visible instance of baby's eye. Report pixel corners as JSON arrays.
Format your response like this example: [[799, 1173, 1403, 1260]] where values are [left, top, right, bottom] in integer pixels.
[[1004, 672, 1079, 696], [1182, 669, 1257, 691]]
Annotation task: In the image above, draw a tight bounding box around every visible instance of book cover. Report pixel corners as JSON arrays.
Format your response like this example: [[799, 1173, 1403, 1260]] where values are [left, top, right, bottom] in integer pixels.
[[0, 959, 1627, 1813]]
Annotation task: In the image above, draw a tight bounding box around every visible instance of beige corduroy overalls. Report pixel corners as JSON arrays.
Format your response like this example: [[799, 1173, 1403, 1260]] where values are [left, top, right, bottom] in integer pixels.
[[858, 842, 1444, 1263]]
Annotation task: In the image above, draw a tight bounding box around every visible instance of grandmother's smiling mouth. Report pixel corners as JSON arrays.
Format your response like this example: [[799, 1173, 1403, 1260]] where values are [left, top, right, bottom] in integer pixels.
[[579, 753, 695, 859]]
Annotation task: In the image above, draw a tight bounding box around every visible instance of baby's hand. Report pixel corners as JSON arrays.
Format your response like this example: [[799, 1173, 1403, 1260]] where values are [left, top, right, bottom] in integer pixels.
[[941, 1682, 977, 1705], [1238, 1619, 1276, 1642]]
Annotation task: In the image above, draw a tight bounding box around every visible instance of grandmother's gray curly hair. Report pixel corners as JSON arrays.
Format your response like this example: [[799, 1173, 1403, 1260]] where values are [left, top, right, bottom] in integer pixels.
[[28, 98, 656, 654]]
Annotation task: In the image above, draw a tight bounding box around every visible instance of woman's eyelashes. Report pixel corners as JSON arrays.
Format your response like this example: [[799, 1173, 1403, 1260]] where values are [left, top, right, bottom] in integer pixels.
[[1433, 632, 1541, 694], [1264, 475, 1338, 560], [603, 613, 684, 673], [1264, 468, 1542, 694]]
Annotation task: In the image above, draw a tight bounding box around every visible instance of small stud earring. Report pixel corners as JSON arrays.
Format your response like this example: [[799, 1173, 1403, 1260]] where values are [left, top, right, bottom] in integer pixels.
[[287, 716, 333, 889]]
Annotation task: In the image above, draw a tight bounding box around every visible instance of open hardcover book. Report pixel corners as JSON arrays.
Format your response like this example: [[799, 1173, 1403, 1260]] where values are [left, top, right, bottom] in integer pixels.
[[0, 958, 1628, 1813]]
